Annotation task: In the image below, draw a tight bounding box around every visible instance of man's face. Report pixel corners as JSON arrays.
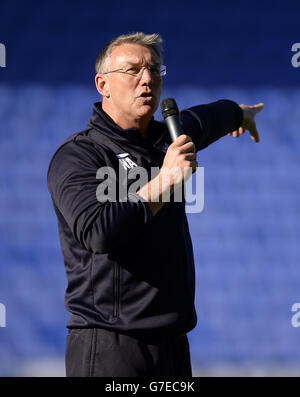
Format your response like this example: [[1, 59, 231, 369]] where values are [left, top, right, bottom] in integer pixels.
[[103, 43, 162, 125]]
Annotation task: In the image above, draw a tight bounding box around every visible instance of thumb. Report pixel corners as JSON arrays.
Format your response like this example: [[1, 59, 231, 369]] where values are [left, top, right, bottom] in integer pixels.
[[252, 102, 264, 115]]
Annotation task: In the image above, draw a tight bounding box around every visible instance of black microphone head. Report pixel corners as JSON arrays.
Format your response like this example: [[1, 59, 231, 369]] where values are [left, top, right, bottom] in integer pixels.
[[161, 98, 179, 119]]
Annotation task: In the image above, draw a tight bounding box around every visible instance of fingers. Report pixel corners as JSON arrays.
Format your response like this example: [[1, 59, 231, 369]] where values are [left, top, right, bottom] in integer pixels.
[[171, 134, 195, 153], [172, 134, 193, 146], [248, 103, 263, 142], [230, 126, 260, 142], [252, 102, 264, 115], [185, 152, 197, 161], [229, 100, 264, 143], [180, 141, 196, 153], [234, 127, 245, 138], [228, 127, 245, 138], [191, 160, 198, 173], [239, 102, 264, 111], [250, 125, 260, 143]]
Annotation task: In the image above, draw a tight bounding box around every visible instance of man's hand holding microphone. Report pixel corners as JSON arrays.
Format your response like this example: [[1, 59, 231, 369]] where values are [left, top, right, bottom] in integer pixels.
[[136, 98, 197, 216]]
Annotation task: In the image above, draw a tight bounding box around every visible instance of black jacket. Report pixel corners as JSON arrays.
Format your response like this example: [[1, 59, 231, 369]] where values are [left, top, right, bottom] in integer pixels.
[[47, 101, 242, 337]]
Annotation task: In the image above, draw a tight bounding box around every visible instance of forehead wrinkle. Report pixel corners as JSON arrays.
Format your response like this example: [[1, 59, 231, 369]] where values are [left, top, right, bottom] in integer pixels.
[[110, 45, 160, 69]]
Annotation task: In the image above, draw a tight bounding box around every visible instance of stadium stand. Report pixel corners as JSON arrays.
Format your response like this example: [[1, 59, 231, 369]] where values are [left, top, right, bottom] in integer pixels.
[[0, 0, 299, 376]]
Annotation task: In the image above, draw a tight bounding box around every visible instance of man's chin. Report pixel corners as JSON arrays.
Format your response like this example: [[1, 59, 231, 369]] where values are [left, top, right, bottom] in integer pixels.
[[137, 102, 158, 118]]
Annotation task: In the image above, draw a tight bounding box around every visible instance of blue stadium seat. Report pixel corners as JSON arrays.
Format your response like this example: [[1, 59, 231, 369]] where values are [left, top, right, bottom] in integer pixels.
[[1, 0, 300, 374]]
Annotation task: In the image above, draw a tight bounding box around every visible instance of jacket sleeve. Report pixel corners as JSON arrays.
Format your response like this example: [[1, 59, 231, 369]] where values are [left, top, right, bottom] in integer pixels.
[[180, 99, 243, 151], [47, 138, 153, 254]]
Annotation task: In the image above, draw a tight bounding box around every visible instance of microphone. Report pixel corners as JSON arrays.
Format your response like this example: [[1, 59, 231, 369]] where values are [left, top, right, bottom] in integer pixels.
[[161, 98, 184, 142]]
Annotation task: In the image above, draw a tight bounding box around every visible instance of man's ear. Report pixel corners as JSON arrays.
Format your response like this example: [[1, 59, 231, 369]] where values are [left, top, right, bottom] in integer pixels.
[[95, 73, 110, 98]]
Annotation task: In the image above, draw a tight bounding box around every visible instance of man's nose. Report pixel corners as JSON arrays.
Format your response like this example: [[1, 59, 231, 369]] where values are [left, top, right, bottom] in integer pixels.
[[139, 66, 152, 84]]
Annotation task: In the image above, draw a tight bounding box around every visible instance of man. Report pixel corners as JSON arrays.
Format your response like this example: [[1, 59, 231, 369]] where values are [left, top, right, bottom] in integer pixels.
[[47, 32, 263, 377]]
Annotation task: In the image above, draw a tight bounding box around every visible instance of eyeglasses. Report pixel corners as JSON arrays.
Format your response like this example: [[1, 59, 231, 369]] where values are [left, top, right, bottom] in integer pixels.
[[102, 64, 167, 79]]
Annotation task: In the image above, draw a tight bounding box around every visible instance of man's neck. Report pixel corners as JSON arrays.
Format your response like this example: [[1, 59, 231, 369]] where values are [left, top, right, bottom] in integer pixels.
[[102, 103, 150, 138]]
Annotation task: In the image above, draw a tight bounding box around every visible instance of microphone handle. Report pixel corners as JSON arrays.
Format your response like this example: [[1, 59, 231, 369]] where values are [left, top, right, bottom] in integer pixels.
[[165, 114, 183, 142]]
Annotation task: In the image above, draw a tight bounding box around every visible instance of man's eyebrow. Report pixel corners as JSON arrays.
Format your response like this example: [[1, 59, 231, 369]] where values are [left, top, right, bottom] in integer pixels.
[[125, 61, 139, 66], [125, 61, 161, 67]]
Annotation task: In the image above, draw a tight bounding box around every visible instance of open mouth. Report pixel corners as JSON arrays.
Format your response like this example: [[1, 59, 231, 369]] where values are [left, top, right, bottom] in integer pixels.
[[139, 93, 154, 104], [140, 92, 153, 98]]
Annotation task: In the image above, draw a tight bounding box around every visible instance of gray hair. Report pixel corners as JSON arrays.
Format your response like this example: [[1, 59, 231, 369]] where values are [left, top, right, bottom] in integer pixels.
[[95, 32, 163, 74]]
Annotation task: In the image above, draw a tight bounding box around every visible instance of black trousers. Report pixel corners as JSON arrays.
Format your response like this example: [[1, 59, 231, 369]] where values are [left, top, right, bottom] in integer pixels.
[[65, 328, 192, 377]]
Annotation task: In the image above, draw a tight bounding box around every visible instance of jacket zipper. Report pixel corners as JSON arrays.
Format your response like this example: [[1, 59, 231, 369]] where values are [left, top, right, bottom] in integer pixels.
[[113, 263, 120, 318]]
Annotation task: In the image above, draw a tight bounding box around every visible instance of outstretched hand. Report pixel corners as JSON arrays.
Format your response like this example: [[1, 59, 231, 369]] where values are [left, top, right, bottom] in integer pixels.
[[228, 103, 264, 142]]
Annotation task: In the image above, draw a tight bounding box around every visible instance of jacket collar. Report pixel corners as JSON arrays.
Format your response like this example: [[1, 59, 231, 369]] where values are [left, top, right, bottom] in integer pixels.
[[87, 102, 167, 150]]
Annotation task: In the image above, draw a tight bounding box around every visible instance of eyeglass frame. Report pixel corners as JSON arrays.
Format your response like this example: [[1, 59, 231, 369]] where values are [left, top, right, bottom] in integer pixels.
[[101, 64, 167, 78]]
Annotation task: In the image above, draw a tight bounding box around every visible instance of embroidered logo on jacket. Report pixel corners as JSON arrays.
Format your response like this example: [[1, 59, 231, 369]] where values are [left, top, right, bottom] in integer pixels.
[[116, 153, 138, 170]]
